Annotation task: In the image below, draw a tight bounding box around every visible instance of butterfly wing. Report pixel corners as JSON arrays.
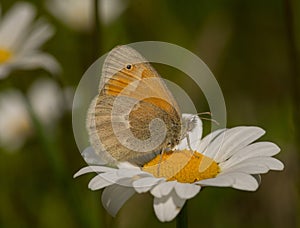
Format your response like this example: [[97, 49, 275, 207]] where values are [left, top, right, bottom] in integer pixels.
[[87, 45, 182, 164], [101, 45, 181, 114]]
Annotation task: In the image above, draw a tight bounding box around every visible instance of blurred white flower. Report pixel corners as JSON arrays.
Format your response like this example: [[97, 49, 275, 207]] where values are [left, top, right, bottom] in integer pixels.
[[62, 86, 75, 111], [0, 90, 32, 151], [28, 78, 66, 125], [46, 0, 127, 31], [0, 78, 70, 151], [75, 115, 284, 222], [0, 2, 60, 79]]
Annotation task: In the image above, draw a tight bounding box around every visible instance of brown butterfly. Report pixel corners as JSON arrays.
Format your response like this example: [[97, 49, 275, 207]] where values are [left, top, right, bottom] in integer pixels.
[[87, 45, 195, 165]]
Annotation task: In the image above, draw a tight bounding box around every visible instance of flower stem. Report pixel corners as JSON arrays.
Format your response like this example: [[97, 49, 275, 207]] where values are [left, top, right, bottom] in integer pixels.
[[176, 202, 188, 228]]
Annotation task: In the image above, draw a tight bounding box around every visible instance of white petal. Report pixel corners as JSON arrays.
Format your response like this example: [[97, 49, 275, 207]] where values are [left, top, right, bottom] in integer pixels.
[[230, 173, 259, 191], [197, 175, 234, 187], [73, 167, 97, 178], [204, 127, 265, 162], [116, 168, 144, 178], [20, 19, 54, 52], [12, 53, 61, 75], [117, 161, 140, 169], [221, 163, 269, 174], [0, 2, 35, 49], [222, 157, 284, 174], [81, 147, 107, 165], [198, 172, 259, 191], [174, 182, 201, 199], [133, 177, 163, 193], [153, 191, 186, 222], [221, 142, 280, 169], [151, 181, 176, 198], [101, 184, 135, 217], [196, 129, 226, 154], [252, 174, 261, 185], [99, 171, 122, 184], [216, 127, 266, 162], [73, 166, 116, 178], [176, 114, 202, 151], [88, 174, 114, 190]]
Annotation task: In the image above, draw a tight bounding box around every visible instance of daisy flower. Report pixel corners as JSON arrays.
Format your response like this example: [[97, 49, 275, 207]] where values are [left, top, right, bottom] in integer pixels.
[[0, 89, 32, 151], [27, 77, 68, 125], [0, 78, 68, 151], [46, 0, 128, 31], [0, 2, 60, 79], [74, 114, 284, 222]]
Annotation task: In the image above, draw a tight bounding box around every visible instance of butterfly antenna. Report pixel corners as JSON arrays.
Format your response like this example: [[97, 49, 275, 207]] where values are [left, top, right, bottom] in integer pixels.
[[195, 111, 212, 116], [200, 117, 220, 126], [194, 112, 219, 126]]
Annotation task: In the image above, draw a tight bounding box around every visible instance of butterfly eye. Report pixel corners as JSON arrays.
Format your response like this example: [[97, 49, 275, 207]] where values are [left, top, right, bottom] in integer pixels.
[[126, 64, 132, 70]]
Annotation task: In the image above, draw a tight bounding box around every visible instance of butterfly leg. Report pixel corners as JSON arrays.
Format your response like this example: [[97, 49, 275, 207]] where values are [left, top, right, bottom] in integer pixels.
[[156, 149, 166, 176], [186, 133, 193, 152]]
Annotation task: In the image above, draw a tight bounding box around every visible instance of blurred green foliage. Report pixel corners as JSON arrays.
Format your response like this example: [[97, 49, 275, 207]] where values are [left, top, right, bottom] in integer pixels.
[[0, 0, 299, 227]]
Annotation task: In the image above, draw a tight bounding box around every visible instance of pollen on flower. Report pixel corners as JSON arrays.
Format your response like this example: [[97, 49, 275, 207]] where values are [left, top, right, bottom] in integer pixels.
[[0, 48, 12, 63], [142, 150, 220, 183]]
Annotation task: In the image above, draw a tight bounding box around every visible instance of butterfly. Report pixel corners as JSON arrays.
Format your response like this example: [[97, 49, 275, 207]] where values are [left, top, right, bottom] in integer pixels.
[[87, 45, 196, 165]]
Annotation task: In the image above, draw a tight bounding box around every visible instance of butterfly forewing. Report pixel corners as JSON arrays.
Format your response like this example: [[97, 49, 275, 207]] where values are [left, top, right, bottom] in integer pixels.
[[87, 45, 182, 164]]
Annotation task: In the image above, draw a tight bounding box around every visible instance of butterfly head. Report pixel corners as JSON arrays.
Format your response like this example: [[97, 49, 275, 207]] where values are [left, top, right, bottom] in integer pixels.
[[180, 115, 198, 141]]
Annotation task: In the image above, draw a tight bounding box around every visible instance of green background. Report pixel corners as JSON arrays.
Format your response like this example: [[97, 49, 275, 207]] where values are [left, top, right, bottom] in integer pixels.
[[0, 0, 298, 227]]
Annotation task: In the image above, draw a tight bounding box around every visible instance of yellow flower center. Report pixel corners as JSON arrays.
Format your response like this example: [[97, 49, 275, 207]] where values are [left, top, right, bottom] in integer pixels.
[[142, 150, 220, 183], [0, 48, 12, 64]]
